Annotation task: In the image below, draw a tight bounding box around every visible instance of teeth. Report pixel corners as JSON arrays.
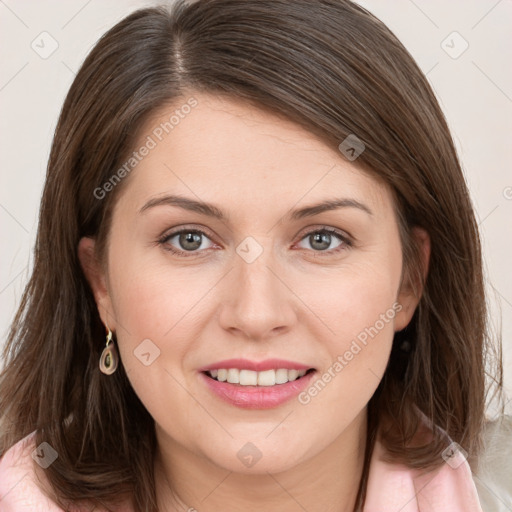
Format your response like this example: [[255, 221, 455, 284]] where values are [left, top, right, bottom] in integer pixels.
[[227, 368, 239, 383], [288, 369, 299, 381], [240, 369, 258, 385], [275, 368, 289, 384], [258, 370, 275, 386], [207, 368, 309, 386]]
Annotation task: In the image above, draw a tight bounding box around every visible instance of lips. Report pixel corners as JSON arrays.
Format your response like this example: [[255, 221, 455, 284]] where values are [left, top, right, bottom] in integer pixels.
[[198, 358, 317, 409]]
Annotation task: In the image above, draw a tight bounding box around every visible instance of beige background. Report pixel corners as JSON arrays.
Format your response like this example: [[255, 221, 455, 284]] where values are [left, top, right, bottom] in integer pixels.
[[1, 0, 511, 412]]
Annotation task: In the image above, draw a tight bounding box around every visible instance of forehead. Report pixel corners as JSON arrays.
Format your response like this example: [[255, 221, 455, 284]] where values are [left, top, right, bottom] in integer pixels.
[[117, 91, 393, 219]]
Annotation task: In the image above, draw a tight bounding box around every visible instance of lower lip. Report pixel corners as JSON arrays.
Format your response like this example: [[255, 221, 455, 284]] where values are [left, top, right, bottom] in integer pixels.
[[199, 371, 316, 409]]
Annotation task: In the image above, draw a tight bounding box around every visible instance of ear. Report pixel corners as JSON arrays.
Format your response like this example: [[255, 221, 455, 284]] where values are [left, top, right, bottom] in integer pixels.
[[394, 227, 431, 331], [78, 237, 116, 331]]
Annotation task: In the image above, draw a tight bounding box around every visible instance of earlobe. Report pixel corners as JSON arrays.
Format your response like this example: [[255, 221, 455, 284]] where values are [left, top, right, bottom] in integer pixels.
[[394, 227, 431, 331], [77, 237, 115, 329]]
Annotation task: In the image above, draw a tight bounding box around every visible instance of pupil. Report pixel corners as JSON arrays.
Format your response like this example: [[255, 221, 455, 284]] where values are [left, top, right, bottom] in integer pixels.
[[311, 233, 330, 251], [180, 232, 201, 251]]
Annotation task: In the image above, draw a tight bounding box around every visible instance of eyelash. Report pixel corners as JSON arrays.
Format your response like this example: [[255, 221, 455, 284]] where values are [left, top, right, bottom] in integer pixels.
[[157, 226, 353, 258]]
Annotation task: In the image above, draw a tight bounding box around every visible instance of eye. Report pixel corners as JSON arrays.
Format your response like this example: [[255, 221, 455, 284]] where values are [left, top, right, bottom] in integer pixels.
[[158, 227, 216, 256], [295, 227, 352, 255]]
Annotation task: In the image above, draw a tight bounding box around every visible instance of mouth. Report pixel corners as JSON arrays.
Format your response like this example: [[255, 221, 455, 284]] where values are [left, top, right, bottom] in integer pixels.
[[199, 366, 317, 409], [198, 358, 318, 409], [202, 367, 316, 387]]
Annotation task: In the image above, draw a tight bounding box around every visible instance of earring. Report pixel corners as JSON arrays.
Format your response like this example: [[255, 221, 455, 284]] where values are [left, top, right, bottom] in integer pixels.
[[99, 325, 119, 375]]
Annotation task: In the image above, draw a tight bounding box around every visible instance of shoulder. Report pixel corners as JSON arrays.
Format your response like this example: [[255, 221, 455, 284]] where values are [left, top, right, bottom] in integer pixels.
[[0, 430, 65, 511]]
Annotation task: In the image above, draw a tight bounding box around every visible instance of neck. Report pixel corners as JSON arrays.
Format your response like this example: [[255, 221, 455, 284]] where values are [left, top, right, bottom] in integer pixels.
[[154, 408, 368, 512]]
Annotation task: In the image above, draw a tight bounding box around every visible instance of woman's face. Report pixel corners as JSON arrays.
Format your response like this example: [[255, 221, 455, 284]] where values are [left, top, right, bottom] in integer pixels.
[[81, 91, 423, 475]]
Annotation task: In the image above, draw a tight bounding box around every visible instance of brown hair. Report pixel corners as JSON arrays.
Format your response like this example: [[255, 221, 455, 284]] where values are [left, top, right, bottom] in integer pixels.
[[0, 1, 503, 510]]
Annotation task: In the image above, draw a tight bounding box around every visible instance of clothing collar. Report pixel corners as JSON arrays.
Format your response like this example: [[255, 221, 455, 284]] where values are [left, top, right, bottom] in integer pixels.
[[364, 413, 483, 511]]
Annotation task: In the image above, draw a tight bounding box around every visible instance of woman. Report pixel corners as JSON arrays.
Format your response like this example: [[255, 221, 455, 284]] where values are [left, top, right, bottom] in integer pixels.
[[0, 1, 505, 511]]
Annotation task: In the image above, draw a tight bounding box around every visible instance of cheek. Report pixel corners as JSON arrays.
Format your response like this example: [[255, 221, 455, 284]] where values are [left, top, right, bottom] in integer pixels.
[[292, 251, 401, 416], [312, 274, 397, 379], [295, 283, 397, 446], [297, 252, 402, 341], [106, 227, 214, 335]]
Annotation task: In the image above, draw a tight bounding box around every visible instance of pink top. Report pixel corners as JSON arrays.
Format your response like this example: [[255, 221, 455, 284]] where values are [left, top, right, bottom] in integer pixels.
[[0, 423, 483, 511]]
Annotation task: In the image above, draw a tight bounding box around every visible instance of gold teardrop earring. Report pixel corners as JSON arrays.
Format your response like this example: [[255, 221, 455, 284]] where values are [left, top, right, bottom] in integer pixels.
[[99, 324, 119, 375]]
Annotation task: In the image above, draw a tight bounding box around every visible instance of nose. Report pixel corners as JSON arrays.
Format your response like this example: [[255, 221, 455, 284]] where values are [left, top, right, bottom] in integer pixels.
[[217, 238, 298, 342]]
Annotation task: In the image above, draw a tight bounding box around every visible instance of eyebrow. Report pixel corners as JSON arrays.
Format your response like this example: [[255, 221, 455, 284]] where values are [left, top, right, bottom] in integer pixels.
[[139, 194, 373, 221]]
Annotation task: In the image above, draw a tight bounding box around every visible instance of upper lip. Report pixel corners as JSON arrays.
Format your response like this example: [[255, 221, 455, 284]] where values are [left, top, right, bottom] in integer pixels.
[[199, 358, 314, 372]]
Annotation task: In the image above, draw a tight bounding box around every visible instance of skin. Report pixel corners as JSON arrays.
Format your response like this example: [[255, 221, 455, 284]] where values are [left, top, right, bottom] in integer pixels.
[[79, 91, 429, 512]]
